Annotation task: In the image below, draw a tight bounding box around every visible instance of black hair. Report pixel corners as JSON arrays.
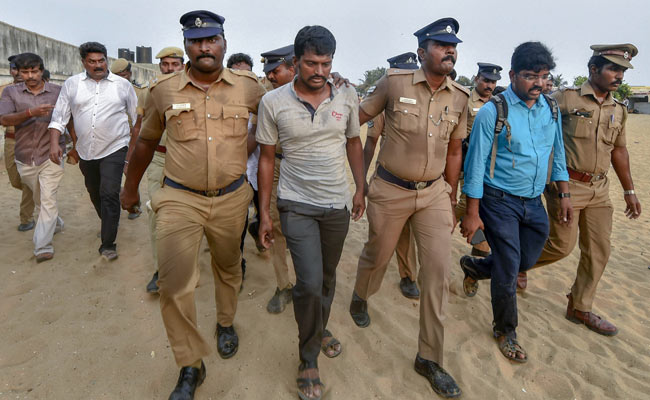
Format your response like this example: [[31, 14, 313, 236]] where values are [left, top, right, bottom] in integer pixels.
[[227, 53, 253, 69], [15, 53, 44, 71], [294, 25, 336, 58], [79, 42, 107, 59], [511, 41, 555, 73], [587, 55, 611, 75], [43, 69, 51, 81]]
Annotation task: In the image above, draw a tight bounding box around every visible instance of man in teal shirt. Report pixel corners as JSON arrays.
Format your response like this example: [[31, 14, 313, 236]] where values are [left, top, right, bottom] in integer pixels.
[[459, 41, 572, 364]]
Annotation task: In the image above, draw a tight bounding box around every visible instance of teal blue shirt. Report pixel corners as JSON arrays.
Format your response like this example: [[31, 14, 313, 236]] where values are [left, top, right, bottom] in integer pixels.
[[463, 85, 569, 198]]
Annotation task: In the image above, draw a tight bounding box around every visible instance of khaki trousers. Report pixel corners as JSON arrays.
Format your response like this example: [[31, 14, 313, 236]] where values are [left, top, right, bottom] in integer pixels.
[[354, 176, 453, 364], [145, 151, 165, 270], [395, 222, 417, 280], [270, 161, 291, 289], [533, 179, 613, 312], [16, 159, 64, 255], [152, 182, 252, 367], [4, 138, 36, 224]]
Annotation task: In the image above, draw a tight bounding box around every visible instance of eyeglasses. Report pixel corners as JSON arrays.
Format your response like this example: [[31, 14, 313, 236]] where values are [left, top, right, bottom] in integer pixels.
[[517, 73, 550, 82]]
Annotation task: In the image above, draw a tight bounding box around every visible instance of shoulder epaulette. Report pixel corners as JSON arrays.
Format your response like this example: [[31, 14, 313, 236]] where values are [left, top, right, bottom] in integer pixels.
[[148, 72, 178, 91], [562, 86, 580, 91], [451, 80, 470, 96], [230, 69, 259, 81], [613, 97, 625, 105], [387, 68, 414, 76]]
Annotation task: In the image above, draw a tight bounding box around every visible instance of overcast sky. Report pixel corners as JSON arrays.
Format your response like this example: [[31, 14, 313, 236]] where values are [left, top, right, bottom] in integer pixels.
[[3, 0, 649, 85]]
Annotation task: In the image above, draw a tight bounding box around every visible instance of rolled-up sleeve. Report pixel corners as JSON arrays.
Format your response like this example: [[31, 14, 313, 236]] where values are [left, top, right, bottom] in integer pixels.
[[463, 102, 497, 198], [125, 83, 138, 127], [48, 79, 72, 133], [549, 114, 569, 182], [0, 86, 17, 117]]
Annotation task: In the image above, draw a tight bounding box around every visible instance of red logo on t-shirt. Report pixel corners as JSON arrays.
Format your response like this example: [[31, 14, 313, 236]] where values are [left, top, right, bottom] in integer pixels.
[[331, 111, 343, 121]]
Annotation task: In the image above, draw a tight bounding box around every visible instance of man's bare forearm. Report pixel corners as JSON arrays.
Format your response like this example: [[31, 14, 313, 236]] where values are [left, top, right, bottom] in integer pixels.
[[258, 144, 276, 217], [124, 136, 159, 191]]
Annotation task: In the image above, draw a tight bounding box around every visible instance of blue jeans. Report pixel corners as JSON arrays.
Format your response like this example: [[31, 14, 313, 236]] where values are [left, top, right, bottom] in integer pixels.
[[470, 185, 549, 338]]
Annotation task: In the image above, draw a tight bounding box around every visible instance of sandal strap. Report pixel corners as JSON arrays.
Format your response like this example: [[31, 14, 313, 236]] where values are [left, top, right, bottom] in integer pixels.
[[297, 377, 323, 389]]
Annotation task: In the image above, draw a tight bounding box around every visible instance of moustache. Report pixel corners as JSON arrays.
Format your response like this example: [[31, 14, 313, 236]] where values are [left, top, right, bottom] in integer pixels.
[[442, 56, 456, 63], [94, 68, 104, 72], [197, 54, 216, 60], [530, 86, 543, 92], [308, 75, 326, 81], [612, 80, 623, 86]]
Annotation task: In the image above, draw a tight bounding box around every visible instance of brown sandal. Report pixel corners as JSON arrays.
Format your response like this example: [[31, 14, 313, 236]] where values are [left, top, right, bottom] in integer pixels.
[[496, 336, 528, 363], [320, 330, 342, 358]]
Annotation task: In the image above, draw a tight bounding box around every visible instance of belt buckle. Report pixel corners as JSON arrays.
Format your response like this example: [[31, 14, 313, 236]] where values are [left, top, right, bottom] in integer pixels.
[[415, 181, 427, 190], [205, 190, 220, 197]]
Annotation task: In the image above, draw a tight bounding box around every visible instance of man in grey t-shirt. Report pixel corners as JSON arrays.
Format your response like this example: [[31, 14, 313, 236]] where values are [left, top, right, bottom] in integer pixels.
[[256, 25, 365, 400]]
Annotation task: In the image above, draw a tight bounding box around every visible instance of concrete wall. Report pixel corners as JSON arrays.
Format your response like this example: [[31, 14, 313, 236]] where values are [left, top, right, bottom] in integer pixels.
[[0, 20, 158, 86]]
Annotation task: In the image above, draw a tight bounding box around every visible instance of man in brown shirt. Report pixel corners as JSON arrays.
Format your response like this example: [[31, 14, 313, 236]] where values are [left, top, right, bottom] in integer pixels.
[[530, 44, 642, 336], [349, 18, 468, 398], [362, 52, 420, 299], [0, 53, 65, 262], [1, 54, 36, 232], [120, 10, 265, 400]]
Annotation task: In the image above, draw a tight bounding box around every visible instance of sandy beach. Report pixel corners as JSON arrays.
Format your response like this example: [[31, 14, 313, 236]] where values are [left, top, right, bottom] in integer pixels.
[[1, 116, 649, 400]]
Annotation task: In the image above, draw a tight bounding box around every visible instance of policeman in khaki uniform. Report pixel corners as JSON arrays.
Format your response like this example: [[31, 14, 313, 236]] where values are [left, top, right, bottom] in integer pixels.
[[121, 10, 266, 400], [456, 62, 502, 258], [530, 44, 642, 336], [258, 45, 294, 314], [350, 18, 467, 398], [134, 47, 186, 294], [1, 55, 36, 231], [363, 52, 420, 299]]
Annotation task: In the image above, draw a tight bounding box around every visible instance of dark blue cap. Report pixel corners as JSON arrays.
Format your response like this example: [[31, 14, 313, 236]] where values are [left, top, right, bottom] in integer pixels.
[[477, 62, 502, 81], [261, 45, 294, 74], [413, 18, 461, 46], [387, 52, 418, 70], [8, 54, 19, 68], [180, 10, 225, 39]]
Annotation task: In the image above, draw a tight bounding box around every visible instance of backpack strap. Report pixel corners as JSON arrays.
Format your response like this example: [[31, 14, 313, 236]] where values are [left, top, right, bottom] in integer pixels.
[[488, 93, 510, 178], [543, 93, 559, 121]]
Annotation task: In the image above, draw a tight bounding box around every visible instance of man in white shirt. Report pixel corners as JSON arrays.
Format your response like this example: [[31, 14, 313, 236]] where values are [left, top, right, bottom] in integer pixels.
[[48, 41, 137, 261]]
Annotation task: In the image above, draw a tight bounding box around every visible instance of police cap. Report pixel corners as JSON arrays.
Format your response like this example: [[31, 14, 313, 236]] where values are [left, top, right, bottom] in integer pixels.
[[110, 58, 131, 74], [156, 47, 184, 60], [590, 43, 638, 69], [261, 44, 294, 74], [477, 62, 502, 81], [414, 18, 462, 46], [180, 10, 225, 39], [387, 52, 418, 70]]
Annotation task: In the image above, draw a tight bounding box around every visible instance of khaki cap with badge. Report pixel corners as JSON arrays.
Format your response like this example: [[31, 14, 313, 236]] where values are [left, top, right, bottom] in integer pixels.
[[110, 58, 130, 74], [590, 44, 638, 69]]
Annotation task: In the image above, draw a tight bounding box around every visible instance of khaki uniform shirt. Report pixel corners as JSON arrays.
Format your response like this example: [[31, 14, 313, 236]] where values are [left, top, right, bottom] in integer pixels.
[[138, 86, 167, 147], [467, 89, 489, 136], [360, 68, 469, 181], [553, 81, 626, 175], [0, 83, 15, 135], [139, 67, 266, 191]]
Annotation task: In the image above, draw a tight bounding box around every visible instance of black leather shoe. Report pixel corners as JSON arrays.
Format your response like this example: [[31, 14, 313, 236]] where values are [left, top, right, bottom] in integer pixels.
[[349, 292, 370, 328], [18, 221, 35, 232], [146, 271, 159, 294], [414, 354, 461, 398], [168, 361, 206, 400], [399, 277, 420, 299], [216, 324, 238, 359]]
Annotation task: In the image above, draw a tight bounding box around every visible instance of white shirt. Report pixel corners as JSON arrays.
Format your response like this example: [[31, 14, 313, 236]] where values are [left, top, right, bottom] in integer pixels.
[[49, 71, 137, 160]]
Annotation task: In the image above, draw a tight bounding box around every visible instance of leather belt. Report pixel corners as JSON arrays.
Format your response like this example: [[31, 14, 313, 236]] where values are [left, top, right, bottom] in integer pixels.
[[4, 132, 15, 139], [275, 153, 284, 160], [163, 175, 245, 197], [567, 167, 606, 183], [377, 165, 439, 190], [156, 145, 166, 153]]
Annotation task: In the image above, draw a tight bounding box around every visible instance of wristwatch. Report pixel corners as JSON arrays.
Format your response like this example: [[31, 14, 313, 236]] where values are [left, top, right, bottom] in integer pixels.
[[558, 192, 571, 198], [623, 189, 635, 195]]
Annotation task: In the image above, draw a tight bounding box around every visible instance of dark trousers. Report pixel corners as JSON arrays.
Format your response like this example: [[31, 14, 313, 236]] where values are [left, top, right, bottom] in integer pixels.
[[470, 185, 549, 338], [79, 147, 127, 253], [277, 198, 350, 367]]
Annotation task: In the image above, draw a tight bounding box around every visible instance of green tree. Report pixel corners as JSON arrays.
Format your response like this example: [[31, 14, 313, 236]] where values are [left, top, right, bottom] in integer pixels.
[[614, 82, 632, 101], [552, 73, 568, 88], [573, 75, 588, 86], [356, 67, 386, 96], [455, 75, 473, 87]]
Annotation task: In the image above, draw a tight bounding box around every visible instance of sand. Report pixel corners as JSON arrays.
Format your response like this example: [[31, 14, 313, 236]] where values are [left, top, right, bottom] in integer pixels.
[[1, 116, 649, 400]]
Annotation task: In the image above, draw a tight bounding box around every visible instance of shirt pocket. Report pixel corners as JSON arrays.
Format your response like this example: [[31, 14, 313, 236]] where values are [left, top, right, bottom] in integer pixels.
[[566, 114, 592, 139], [164, 108, 200, 141], [390, 101, 420, 134], [439, 111, 460, 142], [222, 105, 250, 138], [603, 116, 622, 144]]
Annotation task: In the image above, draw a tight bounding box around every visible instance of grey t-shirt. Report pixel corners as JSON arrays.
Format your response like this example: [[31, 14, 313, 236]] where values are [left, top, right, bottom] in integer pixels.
[[256, 79, 360, 209]]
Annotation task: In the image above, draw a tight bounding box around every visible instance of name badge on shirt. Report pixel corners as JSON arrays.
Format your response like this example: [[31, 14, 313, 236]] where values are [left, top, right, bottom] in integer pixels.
[[399, 97, 417, 105], [472, 107, 481, 112], [172, 103, 191, 110]]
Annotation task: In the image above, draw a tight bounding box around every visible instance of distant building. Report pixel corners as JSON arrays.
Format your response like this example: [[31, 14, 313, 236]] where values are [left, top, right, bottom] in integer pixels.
[[629, 86, 650, 114]]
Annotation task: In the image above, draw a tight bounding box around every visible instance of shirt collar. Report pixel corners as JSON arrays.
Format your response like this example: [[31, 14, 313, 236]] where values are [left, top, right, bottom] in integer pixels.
[[504, 84, 546, 110], [82, 70, 114, 82], [580, 81, 615, 106], [179, 64, 234, 90], [18, 81, 53, 95], [412, 68, 453, 93], [289, 76, 337, 101]]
